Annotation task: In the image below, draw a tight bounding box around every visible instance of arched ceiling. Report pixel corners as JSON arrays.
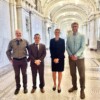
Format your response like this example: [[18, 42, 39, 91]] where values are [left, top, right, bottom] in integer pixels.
[[40, 0, 98, 26]]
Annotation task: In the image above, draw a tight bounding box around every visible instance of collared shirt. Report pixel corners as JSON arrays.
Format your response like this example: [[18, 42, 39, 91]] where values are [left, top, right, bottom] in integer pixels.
[[6, 38, 29, 60], [35, 43, 39, 50], [66, 32, 85, 59]]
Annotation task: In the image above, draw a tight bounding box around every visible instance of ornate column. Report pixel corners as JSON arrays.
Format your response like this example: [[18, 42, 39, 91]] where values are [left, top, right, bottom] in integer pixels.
[[89, 15, 97, 51], [16, 0, 36, 43], [42, 19, 46, 44], [0, 0, 12, 67], [82, 22, 88, 45], [95, 14, 100, 50], [49, 23, 55, 39], [44, 18, 51, 49], [16, 0, 23, 31], [9, 0, 17, 39]]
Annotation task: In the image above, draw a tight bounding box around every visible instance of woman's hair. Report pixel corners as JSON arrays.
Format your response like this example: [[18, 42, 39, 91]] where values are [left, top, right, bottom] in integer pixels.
[[55, 29, 60, 32]]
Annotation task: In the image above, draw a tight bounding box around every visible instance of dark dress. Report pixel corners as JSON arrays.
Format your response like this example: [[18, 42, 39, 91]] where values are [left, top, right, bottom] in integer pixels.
[[50, 38, 65, 72]]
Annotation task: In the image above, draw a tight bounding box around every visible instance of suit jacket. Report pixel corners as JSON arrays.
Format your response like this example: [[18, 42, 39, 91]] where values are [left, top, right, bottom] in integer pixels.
[[50, 38, 65, 60], [29, 43, 46, 67]]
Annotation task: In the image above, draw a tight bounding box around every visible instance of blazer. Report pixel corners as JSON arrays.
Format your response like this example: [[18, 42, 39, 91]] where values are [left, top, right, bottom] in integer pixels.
[[29, 43, 46, 67], [50, 38, 65, 60]]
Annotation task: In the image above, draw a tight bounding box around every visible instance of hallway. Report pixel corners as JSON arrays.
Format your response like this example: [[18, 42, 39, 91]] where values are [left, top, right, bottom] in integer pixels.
[[1, 0, 100, 100], [1, 0, 100, 67], [0, 49, 100, 100]]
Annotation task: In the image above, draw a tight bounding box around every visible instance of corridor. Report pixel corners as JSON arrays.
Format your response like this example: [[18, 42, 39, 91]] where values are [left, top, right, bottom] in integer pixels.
[[0, 0, 100, 100], [0, 49, 100, 100]]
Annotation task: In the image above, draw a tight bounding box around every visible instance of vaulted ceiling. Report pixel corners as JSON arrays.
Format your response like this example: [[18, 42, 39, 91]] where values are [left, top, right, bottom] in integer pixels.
[[40, 0, 98, 26]]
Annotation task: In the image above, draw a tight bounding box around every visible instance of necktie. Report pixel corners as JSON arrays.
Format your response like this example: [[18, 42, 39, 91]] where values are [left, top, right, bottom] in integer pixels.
[[35, 44, 38, 59], [16, 40, 20, 45]]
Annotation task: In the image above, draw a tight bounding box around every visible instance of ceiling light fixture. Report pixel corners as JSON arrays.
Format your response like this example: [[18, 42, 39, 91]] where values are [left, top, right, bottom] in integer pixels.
[[59, 2, 64, 6], [75, 0, 79, 5]]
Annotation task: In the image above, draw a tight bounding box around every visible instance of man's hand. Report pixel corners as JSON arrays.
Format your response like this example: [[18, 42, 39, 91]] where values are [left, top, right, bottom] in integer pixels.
[[53, 58, 59, 64], [73, 56, 77, 60], [70, 55, 73, 59], [34, 60, 41, 66], [10, 60, 13, 64], [70, 55, 77, 61]]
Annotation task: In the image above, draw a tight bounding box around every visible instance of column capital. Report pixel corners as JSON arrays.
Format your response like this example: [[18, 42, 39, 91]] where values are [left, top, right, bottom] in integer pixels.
[[88, 12, 100, 21]]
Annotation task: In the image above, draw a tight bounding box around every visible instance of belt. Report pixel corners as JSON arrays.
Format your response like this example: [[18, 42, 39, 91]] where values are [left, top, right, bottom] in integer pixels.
[[13, 57, 26, 60]]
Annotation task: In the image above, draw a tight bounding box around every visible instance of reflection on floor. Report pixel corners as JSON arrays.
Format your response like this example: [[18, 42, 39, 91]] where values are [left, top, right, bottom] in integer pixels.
[[0, 48, 100, 100]]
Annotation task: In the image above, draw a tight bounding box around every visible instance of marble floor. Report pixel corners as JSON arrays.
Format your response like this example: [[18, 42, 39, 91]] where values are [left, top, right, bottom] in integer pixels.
[[0, 48, 100, 100]]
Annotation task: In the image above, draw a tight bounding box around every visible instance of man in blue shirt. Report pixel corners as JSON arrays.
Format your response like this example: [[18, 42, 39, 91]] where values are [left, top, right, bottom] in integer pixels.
[[66, 22, 85, 99]]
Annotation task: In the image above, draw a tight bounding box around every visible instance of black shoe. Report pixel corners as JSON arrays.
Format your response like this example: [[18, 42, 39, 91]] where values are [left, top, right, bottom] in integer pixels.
[[24, 88, 28, 94], [58, 89, 61, 93], [68, 87, 77, 92], [52, 87, 56, 91], [80, 90, 85, 99], [14, 89, 20, 95]]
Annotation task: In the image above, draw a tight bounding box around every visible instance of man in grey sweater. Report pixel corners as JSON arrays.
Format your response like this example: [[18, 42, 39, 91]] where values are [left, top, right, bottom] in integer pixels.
[[6, 30, 29, 95]]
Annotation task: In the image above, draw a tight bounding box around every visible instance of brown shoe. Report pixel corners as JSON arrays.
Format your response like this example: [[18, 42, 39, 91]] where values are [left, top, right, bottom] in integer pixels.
[[68, 87, 77, 92], [31, 88, 36, 93], [80, 90, 85, 99], [40, 88, 45, 93]]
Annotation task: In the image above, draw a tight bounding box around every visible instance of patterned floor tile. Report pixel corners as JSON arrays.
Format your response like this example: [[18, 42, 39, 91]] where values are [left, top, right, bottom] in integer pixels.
[[0, 49, 100, 100]]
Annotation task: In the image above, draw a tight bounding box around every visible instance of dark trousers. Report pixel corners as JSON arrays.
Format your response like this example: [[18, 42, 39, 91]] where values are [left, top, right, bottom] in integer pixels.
[[13, 59, 27, 89], [31, 63, 44, 89], [69, 57, 85, 90]]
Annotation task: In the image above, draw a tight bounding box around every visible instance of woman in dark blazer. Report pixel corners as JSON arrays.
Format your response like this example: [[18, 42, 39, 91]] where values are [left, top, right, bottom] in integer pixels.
[[50, 29, 65, 93]]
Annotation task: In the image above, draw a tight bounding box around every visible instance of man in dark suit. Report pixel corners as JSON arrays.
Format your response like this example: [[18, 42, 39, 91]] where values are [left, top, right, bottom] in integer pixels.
[[29, 34, 46, 93]]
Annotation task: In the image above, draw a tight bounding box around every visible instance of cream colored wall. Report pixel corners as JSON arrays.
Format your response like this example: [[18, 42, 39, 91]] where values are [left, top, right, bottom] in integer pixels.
[[0, 0, 48, 67], [0, 0, 11, 67], [1, 0, 100, 67]]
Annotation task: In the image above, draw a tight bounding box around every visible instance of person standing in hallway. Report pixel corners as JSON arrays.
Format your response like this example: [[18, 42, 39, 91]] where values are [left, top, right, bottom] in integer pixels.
[[29, 34, 46, 93], [66, 22, 85, 99], [6, 30, 29, 95], [50, 29, 65, 93]]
